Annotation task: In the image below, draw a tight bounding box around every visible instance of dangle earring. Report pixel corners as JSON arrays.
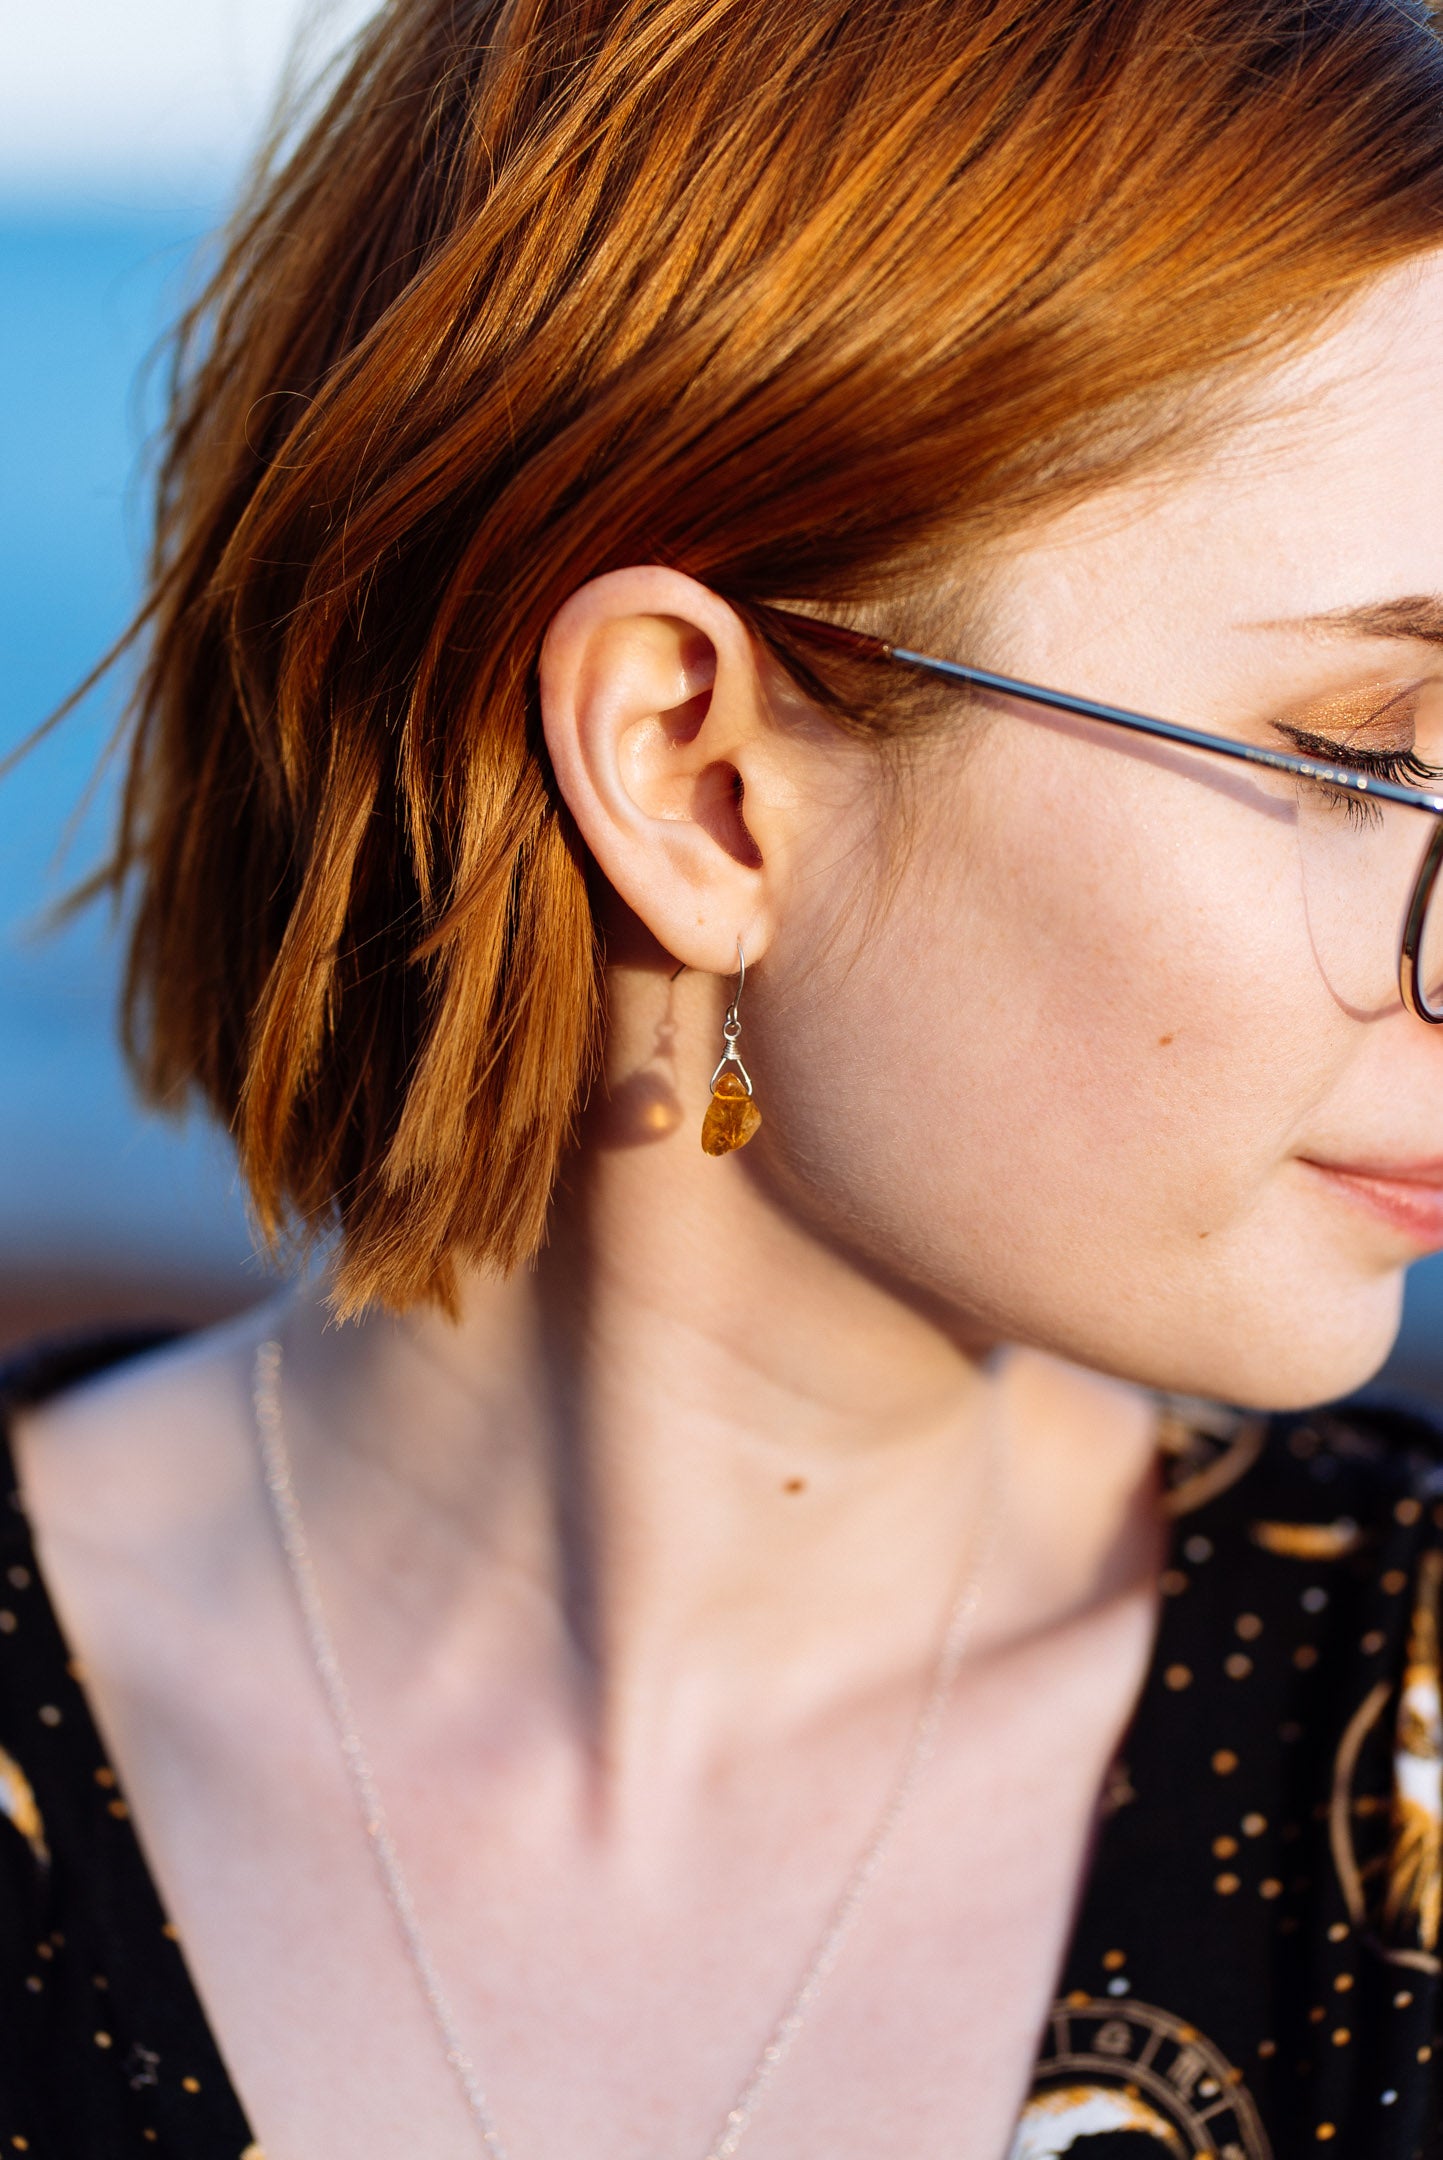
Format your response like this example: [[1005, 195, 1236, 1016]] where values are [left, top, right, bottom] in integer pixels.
[[701, 941, 762, 1155]]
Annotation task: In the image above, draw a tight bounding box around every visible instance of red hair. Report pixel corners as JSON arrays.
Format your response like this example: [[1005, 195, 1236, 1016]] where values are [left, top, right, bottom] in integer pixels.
[[103, 0, 1443, 1312]]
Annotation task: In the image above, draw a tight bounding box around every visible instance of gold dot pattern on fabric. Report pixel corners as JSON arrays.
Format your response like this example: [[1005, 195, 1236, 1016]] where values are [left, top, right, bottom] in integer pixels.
[[1252, 1519, 1361, 1560], [0, 1744, 46, 1864], [1075, 1395, 1443, 2144]]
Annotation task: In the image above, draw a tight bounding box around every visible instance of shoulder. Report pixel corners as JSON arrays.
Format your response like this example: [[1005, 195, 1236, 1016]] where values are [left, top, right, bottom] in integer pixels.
[[4, 1306, 279, 1571], [3, 1308, 270, 1450], [0, 1304, 275, 1663], [0, 1302, 290, 1863], [0, 1307, 286, 1794]]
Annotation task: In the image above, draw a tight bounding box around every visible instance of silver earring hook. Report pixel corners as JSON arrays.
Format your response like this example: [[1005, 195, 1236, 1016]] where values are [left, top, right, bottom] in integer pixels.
[[671, 938, 747, 994], [712, 938, 753, 1095]]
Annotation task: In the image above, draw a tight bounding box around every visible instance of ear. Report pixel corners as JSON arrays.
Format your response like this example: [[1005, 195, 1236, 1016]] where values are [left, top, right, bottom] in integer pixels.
[[539, 567, 796, 972]]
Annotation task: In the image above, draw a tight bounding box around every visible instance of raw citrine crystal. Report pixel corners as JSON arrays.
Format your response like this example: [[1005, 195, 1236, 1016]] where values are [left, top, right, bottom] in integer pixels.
[[701, 1070, 762, 1155]]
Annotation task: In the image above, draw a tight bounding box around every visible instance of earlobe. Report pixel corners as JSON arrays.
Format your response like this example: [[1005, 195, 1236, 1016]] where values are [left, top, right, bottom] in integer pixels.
[[538, 567, 779, 972]]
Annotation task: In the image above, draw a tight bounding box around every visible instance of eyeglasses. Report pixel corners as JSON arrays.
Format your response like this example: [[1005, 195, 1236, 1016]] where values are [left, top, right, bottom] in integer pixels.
[[757, 604, 1443, 1025]]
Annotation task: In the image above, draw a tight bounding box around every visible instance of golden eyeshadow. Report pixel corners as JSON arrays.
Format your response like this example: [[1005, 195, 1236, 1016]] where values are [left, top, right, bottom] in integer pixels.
[[1279, 680, 1422, 745]]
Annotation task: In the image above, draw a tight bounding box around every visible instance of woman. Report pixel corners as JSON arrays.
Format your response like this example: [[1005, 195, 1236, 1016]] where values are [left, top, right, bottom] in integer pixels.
[[5, 0, 1443, 2152]]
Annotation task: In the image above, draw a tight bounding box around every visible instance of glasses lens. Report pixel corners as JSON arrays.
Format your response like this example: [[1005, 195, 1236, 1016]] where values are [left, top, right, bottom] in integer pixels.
[[1414, 826, 1443, 1018], [1296, 787, 1443, 1018]]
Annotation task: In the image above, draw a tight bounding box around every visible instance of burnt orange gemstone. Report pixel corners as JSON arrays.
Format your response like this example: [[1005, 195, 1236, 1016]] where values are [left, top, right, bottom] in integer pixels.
[[701, 1071, 762, 1155]]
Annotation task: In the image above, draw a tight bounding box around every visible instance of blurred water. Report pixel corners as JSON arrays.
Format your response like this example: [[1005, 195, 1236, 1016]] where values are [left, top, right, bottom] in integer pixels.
[[2, 209, 1442, 1384], [0, 208, 254, 1278]]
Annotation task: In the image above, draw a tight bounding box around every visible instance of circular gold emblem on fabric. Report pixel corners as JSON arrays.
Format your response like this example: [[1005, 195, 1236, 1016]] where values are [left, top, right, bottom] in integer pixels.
[[1010, 1997, 1272, 2159]]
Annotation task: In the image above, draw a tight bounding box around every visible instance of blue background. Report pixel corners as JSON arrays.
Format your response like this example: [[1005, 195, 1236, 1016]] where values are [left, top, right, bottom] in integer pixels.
[[0, 209, 260, 1338], [2, 208, 1442, 1384]]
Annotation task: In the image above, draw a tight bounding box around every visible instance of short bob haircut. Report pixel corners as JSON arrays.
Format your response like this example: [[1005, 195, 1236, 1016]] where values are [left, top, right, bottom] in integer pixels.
[[105, 0, 1443, 1314]]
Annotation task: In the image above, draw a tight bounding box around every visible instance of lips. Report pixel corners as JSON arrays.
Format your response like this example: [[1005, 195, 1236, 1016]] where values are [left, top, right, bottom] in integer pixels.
[[1300, 1156, 1443, 1248]]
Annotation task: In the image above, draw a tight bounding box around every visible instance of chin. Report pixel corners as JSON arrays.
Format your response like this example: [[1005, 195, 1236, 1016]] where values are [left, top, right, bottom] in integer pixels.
[[1147, 1273, 1408, 1414]]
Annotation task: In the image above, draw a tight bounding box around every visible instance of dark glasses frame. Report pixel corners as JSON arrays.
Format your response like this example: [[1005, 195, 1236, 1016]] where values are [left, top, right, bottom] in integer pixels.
[[755, 604, 1443, 1024]]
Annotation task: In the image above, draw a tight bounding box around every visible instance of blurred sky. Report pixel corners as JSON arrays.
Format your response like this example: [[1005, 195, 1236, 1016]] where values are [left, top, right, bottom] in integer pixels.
[[2, 0, 376, 205]]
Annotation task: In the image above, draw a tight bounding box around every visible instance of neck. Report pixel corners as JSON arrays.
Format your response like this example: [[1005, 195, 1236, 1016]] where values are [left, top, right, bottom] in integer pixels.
[[275, 963, 1162, 1785]]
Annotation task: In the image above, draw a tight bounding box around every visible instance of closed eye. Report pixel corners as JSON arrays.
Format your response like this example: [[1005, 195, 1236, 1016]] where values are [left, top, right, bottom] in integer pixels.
[[1275, 724, 1443, 788]]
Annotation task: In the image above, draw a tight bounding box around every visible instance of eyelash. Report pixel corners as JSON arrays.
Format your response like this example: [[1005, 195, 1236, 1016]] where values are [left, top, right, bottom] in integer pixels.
[[1276, 725, 1443, 824], [1279, 723, 1443, 779], [1335, 745, 1443, 785]]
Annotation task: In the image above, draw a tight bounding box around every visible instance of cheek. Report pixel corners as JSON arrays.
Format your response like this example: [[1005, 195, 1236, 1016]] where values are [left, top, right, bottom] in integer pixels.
[[962, 740, 1319, 1176], [758, 732, 1377, 1398]]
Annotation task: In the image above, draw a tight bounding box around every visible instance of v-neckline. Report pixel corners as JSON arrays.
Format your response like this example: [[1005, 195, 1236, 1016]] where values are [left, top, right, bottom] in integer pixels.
[[0, 1341, 1204, 2160]]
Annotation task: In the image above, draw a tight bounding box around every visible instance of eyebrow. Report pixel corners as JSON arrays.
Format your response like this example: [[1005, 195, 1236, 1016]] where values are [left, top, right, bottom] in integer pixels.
[[1262, 595, 1443, 647]]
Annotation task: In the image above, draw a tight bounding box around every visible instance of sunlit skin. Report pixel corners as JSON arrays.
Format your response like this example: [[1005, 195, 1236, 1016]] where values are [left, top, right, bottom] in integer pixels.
[[12, 255, 1443, 2160]]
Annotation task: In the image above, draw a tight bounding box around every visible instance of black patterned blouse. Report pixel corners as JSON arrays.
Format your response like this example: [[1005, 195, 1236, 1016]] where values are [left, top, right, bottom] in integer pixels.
[[2, 1331, 1443, 2160]]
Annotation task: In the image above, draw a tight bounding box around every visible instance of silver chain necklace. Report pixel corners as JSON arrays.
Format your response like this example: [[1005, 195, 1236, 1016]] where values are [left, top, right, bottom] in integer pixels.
[[251, 1336, 1004, 2160]]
